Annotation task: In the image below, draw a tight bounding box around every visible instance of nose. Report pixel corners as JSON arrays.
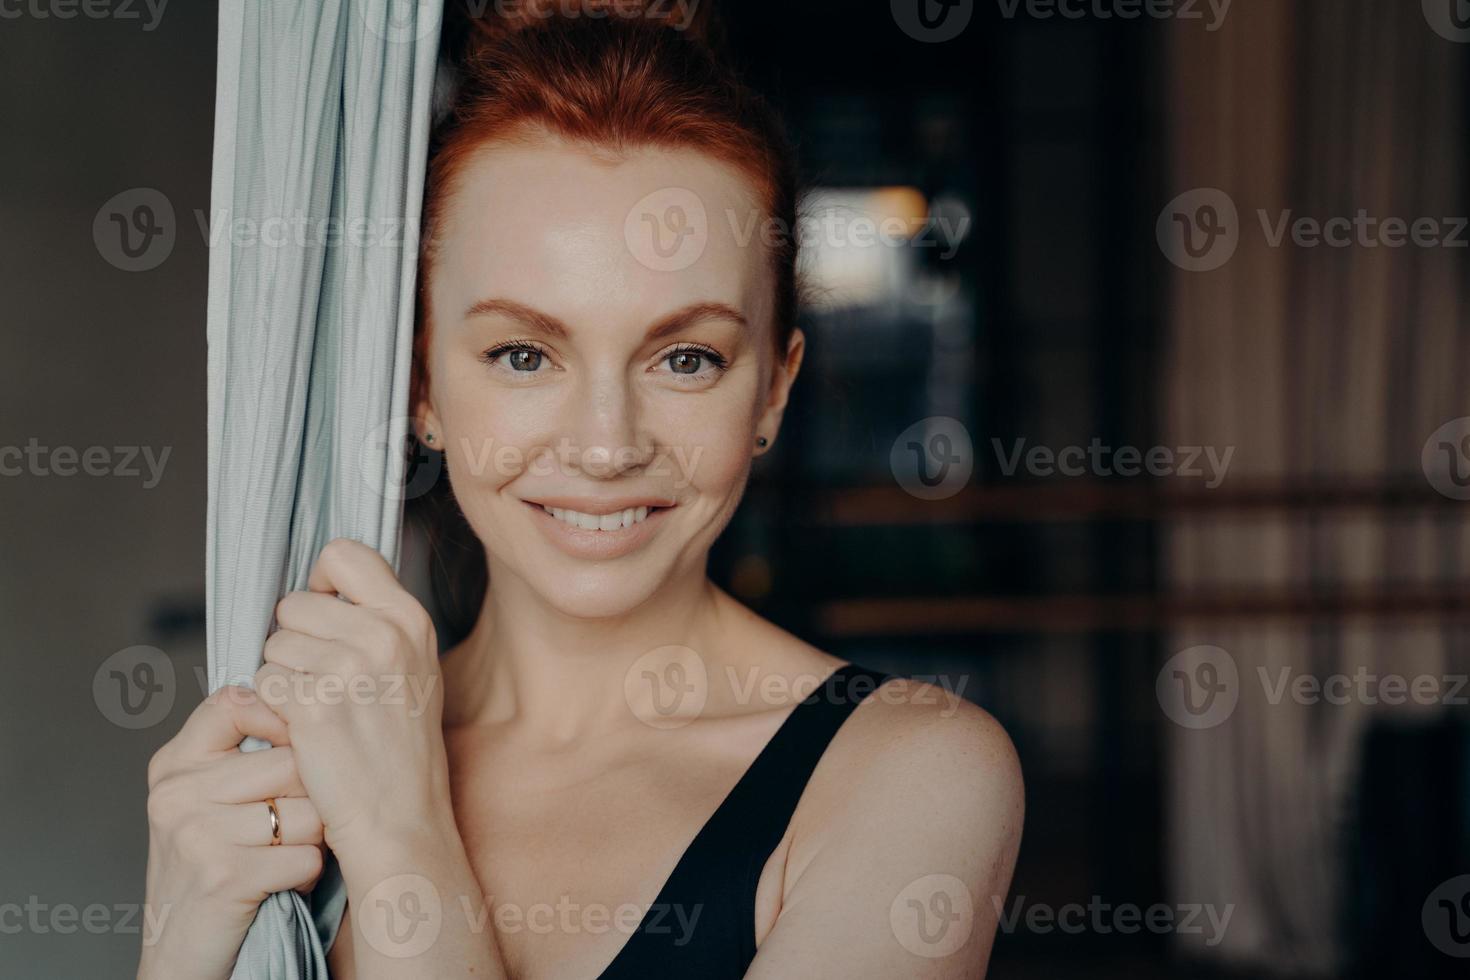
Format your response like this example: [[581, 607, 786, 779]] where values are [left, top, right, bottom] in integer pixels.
[[567, 369, 655, 478]]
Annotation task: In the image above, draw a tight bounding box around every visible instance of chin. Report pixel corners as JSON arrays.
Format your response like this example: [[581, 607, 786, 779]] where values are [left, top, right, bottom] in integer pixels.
[[528, 561, 673, 621]]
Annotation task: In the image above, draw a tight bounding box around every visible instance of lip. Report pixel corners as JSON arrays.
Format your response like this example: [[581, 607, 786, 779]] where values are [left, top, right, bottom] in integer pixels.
[[527, 494, 677, 513], [522, 498, 674, 561]]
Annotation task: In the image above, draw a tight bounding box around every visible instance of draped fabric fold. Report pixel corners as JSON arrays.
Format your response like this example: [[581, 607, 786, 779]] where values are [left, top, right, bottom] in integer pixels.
[[206, 3, 442, 975], [1161, 1, 1468, 973]]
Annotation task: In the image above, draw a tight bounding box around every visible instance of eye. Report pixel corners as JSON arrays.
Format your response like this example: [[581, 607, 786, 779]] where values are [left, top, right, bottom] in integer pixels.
[[669, 351, 703, 374], [658, 343, 728, 379], [481, 341, 550, 374]]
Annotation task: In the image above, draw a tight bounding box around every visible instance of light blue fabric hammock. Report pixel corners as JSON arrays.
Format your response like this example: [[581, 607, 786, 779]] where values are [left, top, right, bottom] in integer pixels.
[[206, 2, 442, 975]]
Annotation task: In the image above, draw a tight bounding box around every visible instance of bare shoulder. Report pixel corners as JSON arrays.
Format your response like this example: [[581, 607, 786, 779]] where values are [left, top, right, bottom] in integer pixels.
[[711, 589, 1025, 841], [747, 672, 1024, 975], [810, 674, 1025, 841]]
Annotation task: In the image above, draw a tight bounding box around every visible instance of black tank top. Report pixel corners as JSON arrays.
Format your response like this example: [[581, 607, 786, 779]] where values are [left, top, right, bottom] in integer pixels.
[[596, 663, 892, 979]]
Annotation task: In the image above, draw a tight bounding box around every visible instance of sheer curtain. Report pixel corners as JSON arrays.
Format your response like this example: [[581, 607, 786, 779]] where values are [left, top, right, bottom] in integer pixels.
[[1162, 0, 1469, 974], [206, 2, 441, 975]]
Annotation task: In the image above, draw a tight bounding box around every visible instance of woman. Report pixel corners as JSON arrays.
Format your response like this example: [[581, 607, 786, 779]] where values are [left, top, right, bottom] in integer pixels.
[[139, 3, 1023, 977]]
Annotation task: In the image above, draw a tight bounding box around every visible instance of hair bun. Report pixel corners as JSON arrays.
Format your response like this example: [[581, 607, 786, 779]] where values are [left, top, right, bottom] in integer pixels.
[[436, 0, 724, 127]]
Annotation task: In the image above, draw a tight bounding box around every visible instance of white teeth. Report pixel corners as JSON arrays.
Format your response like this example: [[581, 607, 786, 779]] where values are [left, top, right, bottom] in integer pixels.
[[543, 504, 656, 531]]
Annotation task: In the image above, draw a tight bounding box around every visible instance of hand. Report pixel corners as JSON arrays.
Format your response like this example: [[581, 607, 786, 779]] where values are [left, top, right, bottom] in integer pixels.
[[254, 537, 450, 864], [139, 687, 325, 980]]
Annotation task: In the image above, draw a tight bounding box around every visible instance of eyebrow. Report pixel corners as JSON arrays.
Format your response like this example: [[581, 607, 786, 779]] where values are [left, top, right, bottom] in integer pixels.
[[462, 298, 748, 343]]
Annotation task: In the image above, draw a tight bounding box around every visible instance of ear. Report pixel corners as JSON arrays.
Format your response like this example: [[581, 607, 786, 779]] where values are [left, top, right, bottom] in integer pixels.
[[754, 327, 805, 454], [413, 398, 445, 451]]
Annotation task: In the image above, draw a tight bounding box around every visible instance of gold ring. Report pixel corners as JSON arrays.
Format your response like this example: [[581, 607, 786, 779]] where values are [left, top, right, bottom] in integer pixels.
[[265, 798, 282, 846]]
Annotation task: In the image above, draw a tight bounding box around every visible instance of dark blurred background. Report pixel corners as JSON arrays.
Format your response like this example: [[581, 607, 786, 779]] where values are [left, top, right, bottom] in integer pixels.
[[3, 1, 1469, 977]]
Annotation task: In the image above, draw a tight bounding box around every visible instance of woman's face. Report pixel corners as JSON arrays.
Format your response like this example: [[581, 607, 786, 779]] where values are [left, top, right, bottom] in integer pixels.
[[418, 135, 802, 619]]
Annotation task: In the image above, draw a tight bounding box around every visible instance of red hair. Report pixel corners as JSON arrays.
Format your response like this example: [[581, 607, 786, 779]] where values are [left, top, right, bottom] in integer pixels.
[[410, 0, 801, 417], [408, 0, 802, 640]]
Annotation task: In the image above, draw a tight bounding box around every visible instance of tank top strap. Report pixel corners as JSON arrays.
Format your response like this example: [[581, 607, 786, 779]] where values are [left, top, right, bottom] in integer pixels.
[[598, 663, 893, 978], [700, 662, 893, 851]]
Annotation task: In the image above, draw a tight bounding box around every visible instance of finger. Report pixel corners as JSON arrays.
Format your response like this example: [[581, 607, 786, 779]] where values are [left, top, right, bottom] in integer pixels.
[[274, 590, 360, 641], [222, 797, 324, 848], [253, 662, 312, 722], [206, 746, 308, 803], [307, 538, 402, 608], [175, 686, 291, 756], [263, 627, 342, 675], [243, 843, 324, 898]]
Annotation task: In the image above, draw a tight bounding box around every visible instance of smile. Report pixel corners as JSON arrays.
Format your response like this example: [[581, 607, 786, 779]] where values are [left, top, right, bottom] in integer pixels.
[[541, 504, 656, 531], [522, 498, 675, 560]]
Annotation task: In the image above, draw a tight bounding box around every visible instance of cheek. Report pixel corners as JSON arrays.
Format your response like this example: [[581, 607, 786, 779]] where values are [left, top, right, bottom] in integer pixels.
[[429, 375, 536, 508], [653, 392, 755, 499]]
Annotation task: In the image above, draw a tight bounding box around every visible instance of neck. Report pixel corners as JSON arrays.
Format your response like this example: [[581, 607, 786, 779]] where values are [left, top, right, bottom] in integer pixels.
[[441, 557, 732, 743]]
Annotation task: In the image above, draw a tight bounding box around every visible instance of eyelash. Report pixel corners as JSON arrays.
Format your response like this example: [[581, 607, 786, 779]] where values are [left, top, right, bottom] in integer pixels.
[[479, 340, 548, 368], [663, 343, 729, 375], [478, 341, 730, 377]]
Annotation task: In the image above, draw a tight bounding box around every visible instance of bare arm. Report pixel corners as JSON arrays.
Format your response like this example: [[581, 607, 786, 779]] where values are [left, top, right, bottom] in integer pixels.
[[325, 820, 503, 978], [743, 681, 1024, 979], [257, 539, 510, 979]]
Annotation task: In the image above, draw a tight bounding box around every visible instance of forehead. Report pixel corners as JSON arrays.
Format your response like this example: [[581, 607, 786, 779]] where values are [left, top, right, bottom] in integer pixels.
[[432, 135, 773, 330]]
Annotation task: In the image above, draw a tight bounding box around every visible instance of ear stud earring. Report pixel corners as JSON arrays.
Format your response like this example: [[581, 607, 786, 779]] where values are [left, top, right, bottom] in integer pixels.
[[425, 432, 435, 444], [756, 436, 768, 448]]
